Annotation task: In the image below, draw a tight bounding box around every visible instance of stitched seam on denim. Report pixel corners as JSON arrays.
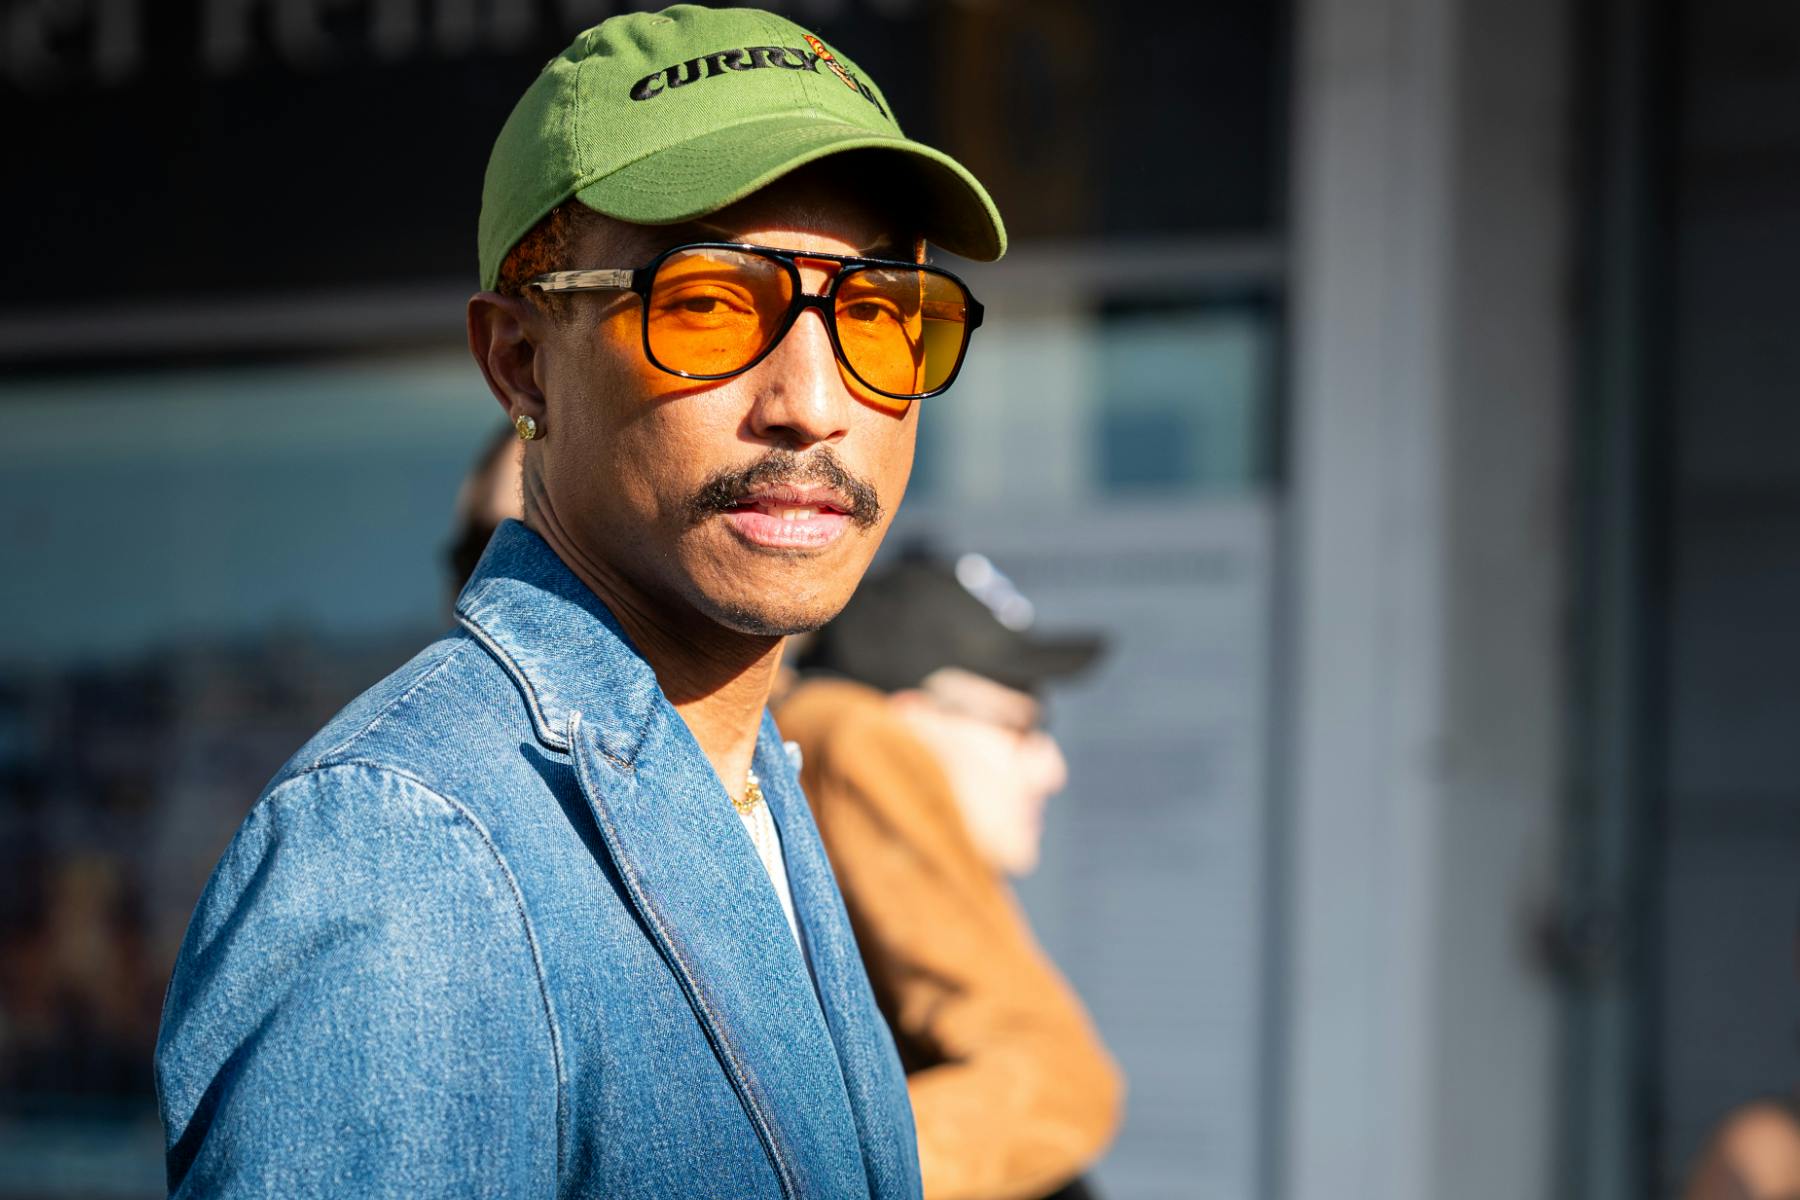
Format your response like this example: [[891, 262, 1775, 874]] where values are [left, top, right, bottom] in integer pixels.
[[305, 639, 469, 769], [298, 760, 572, 1175], [620, 690, 660, 767], [570, 713, 797, 1198], [569, 711, 635, 774], [457, 613, 570, 751]]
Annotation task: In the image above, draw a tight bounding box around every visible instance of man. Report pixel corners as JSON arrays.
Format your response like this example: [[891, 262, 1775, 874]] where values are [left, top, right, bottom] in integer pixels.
[[777, 551, 1124, 1200], [154, 6, 1004, 1196]]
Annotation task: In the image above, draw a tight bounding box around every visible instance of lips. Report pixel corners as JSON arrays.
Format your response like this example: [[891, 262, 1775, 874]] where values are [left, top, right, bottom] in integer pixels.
[[722, 485, 854, 550]]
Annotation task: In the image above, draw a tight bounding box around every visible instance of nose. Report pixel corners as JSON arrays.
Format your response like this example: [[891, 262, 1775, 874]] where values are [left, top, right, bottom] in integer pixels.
[[1028, 731, 1069, 797], [745, 302, 854, 449]]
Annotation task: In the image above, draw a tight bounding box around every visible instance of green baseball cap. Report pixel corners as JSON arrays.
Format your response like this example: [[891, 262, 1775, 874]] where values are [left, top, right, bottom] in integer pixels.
[[478, 4, 1007, 290]]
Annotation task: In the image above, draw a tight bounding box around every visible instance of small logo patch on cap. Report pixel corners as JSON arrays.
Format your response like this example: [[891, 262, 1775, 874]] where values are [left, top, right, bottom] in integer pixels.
[[803, 34, 860, 95]]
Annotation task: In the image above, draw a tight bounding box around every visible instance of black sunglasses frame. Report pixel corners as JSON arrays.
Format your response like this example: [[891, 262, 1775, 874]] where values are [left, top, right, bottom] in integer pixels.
[[527, 241, 985, 401]]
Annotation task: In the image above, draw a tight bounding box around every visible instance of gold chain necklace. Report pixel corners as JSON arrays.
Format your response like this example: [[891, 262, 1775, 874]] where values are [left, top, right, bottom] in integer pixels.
[[735, 768, 782, 871], [732, 768, 765, 815]]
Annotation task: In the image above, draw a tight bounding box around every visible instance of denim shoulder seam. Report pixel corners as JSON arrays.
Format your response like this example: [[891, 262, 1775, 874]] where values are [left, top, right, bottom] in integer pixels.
[[284, 759, 571, 1171], [305, 637, 472, 769]]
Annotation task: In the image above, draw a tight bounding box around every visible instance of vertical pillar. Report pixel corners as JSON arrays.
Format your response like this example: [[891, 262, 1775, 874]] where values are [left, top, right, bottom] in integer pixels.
[[1281, 0, 1570, 1197]]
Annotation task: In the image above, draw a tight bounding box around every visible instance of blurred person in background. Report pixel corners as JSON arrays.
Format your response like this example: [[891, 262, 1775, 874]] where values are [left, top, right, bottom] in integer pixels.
[[444, 421, 525, 602], [154, 6, 1005, 1196], [777, 549, 1124, 1200], [1683, 903, 1800, 1200], [0, 854, 159, 1100]]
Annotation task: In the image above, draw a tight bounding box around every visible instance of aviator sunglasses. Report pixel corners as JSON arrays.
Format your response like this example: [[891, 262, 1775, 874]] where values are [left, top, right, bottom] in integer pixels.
[[527, 242, 984, 402]]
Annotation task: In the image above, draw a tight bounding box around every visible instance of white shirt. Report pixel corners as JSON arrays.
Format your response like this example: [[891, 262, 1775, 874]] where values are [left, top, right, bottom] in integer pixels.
[[737, 796, 803, 949]]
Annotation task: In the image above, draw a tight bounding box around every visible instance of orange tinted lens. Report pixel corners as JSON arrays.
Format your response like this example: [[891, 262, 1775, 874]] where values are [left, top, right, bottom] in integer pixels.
[[835, 267, 970, 396], [646, 248, 793, 377]]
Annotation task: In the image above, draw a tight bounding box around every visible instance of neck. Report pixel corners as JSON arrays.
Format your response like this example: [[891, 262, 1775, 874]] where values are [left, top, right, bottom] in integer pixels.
[[529, 512, 779, 798], [627, 609, 784, 799]]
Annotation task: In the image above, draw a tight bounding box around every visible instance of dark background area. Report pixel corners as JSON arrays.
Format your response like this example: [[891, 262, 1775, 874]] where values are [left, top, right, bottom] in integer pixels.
[[2, 0, 1282, 308]]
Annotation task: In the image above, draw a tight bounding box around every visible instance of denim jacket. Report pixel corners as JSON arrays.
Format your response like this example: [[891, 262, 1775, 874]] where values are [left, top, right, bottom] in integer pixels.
[[155, 520, 922, 1199]]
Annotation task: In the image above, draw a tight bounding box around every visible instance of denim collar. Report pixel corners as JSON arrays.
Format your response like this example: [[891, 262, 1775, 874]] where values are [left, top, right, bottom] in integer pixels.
[[455, 519, 664, 756]]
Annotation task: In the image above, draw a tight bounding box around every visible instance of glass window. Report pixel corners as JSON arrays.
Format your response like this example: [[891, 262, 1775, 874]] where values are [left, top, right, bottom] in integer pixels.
[[1095, 299, 1278, 494]]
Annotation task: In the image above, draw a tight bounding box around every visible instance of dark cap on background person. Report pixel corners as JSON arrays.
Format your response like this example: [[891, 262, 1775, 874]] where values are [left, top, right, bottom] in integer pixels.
[[796, 546, 1105, 695]]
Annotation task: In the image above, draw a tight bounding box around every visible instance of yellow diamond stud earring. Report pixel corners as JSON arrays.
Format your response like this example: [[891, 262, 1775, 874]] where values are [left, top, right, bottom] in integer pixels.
[[514, 413, 539, 442]]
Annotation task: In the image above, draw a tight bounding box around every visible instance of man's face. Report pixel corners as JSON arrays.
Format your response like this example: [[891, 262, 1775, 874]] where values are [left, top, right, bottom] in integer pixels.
[[893, 667, 1070, 877], [525, 175, 918, 638]]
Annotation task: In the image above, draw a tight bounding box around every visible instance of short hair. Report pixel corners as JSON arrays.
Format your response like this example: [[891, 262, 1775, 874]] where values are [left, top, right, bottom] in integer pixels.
[[493, 201, 609, 308]]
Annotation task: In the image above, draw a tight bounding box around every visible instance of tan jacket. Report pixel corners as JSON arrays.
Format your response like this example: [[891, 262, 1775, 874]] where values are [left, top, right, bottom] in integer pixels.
[[775, 679, 1124, 1200]]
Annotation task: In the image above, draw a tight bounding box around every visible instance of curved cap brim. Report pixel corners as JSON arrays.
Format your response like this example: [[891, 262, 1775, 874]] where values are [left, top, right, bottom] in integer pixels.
[[993, 632, 1107, 694], [574, 114, 1006, 261]]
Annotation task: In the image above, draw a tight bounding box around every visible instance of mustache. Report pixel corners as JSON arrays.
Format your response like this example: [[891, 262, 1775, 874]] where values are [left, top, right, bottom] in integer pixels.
[[687, 449, 884, 529]]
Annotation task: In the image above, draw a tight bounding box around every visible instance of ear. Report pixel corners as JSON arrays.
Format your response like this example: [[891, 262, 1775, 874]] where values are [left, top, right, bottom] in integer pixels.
[[467, 292, 548, 429]]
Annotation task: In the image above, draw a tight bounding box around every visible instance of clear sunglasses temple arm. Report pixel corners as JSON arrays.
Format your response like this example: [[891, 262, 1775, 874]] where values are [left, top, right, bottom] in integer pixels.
[[525, 269, 636, 294]]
